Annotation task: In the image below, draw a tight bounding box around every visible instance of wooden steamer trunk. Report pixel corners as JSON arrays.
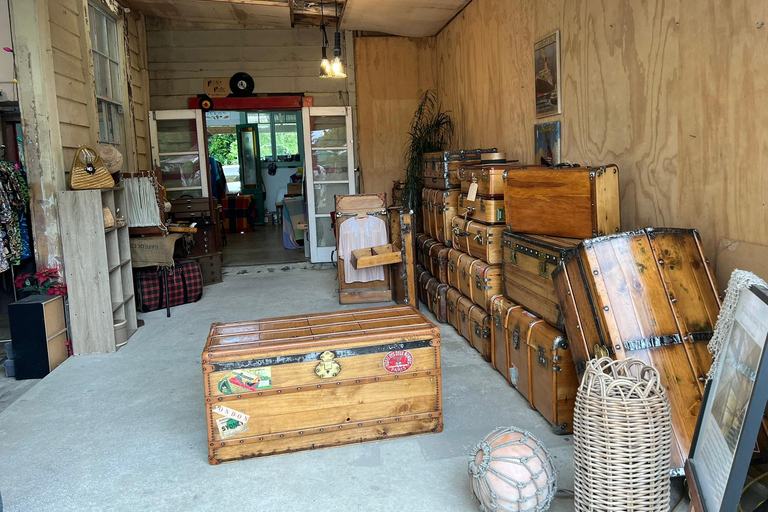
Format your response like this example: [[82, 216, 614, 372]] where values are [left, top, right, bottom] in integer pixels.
[[431, 189, 460, 246], [468, 306, 492, 362], [501, 231, 579, 329], [426, 277, 449, 323], [490, 295, 517, 379], [416, 234, 431, 267], [428, 242, 450, 284], [202, 306, 443, 463], [422, 148, 497, 190], [446, 287, 462, 330], [421, 188, 433, 237], [451, 217, 504, 264], [460, 161, 539, 198], [504, 165, 621, 239], [388, 208, 417, 306], [470, 260, 503, 311], [456, 295, 475, 343], [552, 227, 721, 468], [456, 252, 480, 300], [458, 194, 506, 224]]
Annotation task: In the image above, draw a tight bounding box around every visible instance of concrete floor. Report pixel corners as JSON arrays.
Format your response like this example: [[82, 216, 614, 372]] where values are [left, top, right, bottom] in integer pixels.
[[0, 265, 575, 511], [222, 224, 306, 267]]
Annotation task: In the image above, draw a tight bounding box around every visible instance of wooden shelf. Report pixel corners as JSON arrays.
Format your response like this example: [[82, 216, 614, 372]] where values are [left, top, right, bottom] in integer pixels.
[[104, 226, 117, 234], [112, 293, 134, 312]]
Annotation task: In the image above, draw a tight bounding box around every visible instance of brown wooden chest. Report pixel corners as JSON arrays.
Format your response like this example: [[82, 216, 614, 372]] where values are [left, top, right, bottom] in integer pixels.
[[422, 149, 497, 189], [447, 249, 464, 290], [504, 165, 621, 238], [426, 277, 449, 323], [490, 295, 517, 379], [456, 251, 480, 300], [431, 189, 460, 246], [470, 260, 503, 311], [456, 295, 475, 343], [202, 305, 443, 463], [552, 227, 720, 467], [451, 218, 504, 264], [458, 194, 506, 224], [501, 231, 579, 329], [428, 242, 450, 284], [421, 188, 434, 237], [446, 287, 462, 330], [459, 161, 533, 198], [468, 306, 492, 362]]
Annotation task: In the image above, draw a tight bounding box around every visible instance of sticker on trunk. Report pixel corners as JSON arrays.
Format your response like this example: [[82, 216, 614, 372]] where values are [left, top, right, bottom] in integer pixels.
[[212, 405, 250, 424], [216, 416, 249, 439], [383, 350, 413, 373], [218, 368, 272, 395]]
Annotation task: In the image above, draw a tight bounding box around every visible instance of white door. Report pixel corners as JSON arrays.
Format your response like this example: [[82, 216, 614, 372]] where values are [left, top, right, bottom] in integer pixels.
[[302, 106, 355, 263], [149, 109, 209, 200]]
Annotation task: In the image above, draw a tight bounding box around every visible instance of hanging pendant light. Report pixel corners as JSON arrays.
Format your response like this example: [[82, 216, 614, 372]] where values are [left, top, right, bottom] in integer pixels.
[[331, 0, 346, 78], [319, 3, 331, 78]]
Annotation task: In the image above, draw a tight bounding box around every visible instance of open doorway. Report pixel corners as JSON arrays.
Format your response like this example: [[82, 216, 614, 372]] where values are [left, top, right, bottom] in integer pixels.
[[206, 110, 307, 267]]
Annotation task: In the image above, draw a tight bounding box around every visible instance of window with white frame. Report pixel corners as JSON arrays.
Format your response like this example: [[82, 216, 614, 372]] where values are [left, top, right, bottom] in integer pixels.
[[89, 3, 125, 164]]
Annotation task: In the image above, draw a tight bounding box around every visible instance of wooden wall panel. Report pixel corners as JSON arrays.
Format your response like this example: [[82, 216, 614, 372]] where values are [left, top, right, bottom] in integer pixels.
[[355, 36, 437, 196], [435, 0, 767, 272], [146, 21, 354, 110], [127, 11, 152, 170]]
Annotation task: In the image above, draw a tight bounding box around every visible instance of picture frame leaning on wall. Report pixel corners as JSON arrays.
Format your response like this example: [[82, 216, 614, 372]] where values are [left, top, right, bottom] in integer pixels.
[[534, 30, 562, 118], [687, 279, 768, 512]]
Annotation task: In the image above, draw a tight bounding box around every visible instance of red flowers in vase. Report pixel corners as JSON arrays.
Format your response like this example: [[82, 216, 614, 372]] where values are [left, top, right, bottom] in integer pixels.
[[14, 267, 68, 297]]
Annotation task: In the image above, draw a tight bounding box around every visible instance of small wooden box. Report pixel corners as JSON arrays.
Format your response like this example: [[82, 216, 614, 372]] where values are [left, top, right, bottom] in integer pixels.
[[350, 244, 402, 269], [203, 305, 443, 463]]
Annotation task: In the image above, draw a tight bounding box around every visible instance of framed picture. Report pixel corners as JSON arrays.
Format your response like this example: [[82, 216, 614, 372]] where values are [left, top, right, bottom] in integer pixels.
[[688, 284, 768, 512], [534, 30, 562, 118], [534, 121, 561, 166]]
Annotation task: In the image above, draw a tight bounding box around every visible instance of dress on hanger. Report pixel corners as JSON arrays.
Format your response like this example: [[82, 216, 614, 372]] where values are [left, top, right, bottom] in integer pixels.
[[337, 216, 388, 284]]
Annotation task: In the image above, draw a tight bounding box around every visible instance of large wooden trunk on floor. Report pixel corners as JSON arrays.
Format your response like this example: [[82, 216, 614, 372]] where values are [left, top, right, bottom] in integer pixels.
[[470, 260, 503, 311], [429, 242, 450, 284], [422, 148, 497, 190], [426, 277, 449, 323], [446, 287, 462, 330], [552, 227, 721, 468], [416, 264, 429, 306], [447, 249, 464, 291], [451, 218, 504, 264], [456, 252, 480, 300], [491, 295, 517, 379], [458, 194, 506, 224], [416, 234, 431, 267], [456, 295, 475, 343], [431, 189, 460, 246], [505, 307, 535, 401], [202, 305, 443, 463], [468, 305, 492, 361], [501, 231, 579, 330], [504, 165, 621, 239]]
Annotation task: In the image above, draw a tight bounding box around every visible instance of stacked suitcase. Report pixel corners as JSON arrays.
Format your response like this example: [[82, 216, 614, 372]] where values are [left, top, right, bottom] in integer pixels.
[[416, 151, 726, 470]]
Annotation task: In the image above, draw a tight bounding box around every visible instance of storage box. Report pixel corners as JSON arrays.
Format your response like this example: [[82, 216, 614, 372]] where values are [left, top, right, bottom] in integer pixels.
[[286, 182, 303, 196], [202, 305, 443, 463]]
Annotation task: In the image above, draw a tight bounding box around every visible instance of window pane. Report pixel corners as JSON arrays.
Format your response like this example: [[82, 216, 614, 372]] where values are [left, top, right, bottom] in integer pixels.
[[313, 183, 348, 214], [160, 154, 202, 189], [110, 61, 121, 101], [98, 101, 107, 142], [311, 116, 346, 147], [311, 149, 348, 181], [315, 217, 335, 248], [156, 119, 199, 154], [107, 17, 118, 60], [258, 113, 270, 124], [258, 124, 272, 159], [110, 103, 124, 145], [275, 118, 299, 160], [94, 54, 110, 97], [93, 10, 108, 54]]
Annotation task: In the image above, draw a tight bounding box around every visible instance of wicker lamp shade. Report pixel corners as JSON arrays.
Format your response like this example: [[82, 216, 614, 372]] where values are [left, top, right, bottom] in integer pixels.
[[468, 427, 557, 511], [573, 357, 672, 512]]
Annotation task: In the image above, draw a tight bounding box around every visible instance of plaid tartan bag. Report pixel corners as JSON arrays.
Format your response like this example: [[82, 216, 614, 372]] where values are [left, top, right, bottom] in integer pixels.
[[135, 260, 204, 312]]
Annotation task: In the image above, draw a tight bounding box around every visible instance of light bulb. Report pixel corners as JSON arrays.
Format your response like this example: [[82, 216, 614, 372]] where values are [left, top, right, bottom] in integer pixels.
[[331, 57, 346, 78]]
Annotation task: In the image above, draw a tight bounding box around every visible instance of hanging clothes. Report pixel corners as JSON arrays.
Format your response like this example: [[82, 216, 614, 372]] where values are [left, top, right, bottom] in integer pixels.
[[337, 216, 388, 284], [0, 161, 31, 270]]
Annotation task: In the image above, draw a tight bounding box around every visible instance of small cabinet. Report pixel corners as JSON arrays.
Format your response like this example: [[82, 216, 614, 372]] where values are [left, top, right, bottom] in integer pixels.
[[9, 295, 68, 380]]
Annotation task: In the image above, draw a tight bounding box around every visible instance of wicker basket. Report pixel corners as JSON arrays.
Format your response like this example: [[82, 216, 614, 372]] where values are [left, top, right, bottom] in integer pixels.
[[573, 357, 671, 512]]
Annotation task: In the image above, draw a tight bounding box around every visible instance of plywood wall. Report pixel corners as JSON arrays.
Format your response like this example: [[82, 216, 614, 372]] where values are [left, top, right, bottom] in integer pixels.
[[145, 21, 354, 110], [435, 0, 768, 269], [126, 11, 152, 171], [355, 36, 437, 196]]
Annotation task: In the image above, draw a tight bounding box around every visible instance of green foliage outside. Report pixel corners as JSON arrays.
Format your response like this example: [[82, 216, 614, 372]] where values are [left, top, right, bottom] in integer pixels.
[[208, 134, 239, 165]]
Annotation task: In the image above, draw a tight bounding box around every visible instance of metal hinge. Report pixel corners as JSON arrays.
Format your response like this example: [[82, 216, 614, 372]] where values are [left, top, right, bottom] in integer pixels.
[[538, 346, 548, 368], [512, 325, 520, 350], [538, 252, 548, 278]]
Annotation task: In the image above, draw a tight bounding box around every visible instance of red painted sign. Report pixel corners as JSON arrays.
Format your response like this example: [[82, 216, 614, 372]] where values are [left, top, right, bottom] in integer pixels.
[[383, 350, 413, 373]]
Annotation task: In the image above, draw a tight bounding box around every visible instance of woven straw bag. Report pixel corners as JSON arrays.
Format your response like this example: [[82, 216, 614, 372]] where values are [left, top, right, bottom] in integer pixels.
[[573, 357, 672, 512], [102, 207, 115, 229], [70, 146, 115, 190]]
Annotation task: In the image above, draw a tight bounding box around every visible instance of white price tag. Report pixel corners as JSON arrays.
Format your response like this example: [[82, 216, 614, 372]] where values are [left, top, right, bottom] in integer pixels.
[[467, 182, 478, 202]]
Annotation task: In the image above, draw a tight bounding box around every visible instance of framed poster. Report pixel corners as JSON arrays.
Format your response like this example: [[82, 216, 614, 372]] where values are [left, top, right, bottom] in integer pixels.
[[534, 121, 561, 165], [688, 284, 768, 512], [535, 31, 562, 118]]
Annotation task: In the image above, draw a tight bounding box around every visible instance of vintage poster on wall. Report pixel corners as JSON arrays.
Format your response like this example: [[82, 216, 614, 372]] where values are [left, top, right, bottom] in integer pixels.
[[535, 121, 561, 165], [534, 31, 562, 118]]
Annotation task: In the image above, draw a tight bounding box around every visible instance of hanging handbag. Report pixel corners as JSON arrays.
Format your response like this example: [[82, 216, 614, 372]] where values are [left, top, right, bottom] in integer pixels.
[[69, 145, 115, 190]]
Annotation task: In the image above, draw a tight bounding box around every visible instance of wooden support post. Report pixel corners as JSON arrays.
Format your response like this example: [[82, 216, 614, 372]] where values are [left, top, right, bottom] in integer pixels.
[[9, 0, 66, 269]]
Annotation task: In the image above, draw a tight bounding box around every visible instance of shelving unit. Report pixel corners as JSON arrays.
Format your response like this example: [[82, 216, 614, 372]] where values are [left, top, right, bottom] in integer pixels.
[[58, 187, 138, 354]]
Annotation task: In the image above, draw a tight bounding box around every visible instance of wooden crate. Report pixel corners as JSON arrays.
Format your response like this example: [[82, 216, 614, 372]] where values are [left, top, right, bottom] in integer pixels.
[[202, 305, 443, 464], [552, 227, 720, 468]]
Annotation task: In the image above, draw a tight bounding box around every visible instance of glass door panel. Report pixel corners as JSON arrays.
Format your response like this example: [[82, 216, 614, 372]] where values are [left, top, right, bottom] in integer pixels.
[[149, 110, 209, 199]]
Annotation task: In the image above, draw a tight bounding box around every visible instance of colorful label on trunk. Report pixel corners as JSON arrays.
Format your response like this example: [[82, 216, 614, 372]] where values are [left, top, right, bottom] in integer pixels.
[[497, 208, 505, 222], [383, 350, 413, 373], [212, 405, 250, 424], [218, 368, 272, 395], [509, 365, 519, 387], [216, 416, 249, 439]]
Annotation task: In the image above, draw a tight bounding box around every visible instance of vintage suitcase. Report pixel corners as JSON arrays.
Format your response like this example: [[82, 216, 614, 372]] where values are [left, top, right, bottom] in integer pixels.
[[552, 227, 721, 468], [423, 148, 497, 190], [470, 260, 503, 311], [447, 249, 465, 290], [505, 307, 536, 401], [490, 295, 518, 379], [459, 157, 527, 198], [504, 164, 621, 239], [446, 287, 462, 331], [432, 189, 460, 246], [501, 231, 579, 329], [526, 318, 578, 434], [451, 218, 504, 264], [428, 242, 450, 284], [458, 194, 506, 224], [135, 260, 203, 312], [456, 295, 475, 344], [202, 305, 443, 463], [419, 266, 433, 308], [456, 252, 480, 300], [421, 188, 433, 237], [416, 234, 431, 267], [468, 306, 492, 362], [422, 238, 440, 273], [426, 277, 449, 323]]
